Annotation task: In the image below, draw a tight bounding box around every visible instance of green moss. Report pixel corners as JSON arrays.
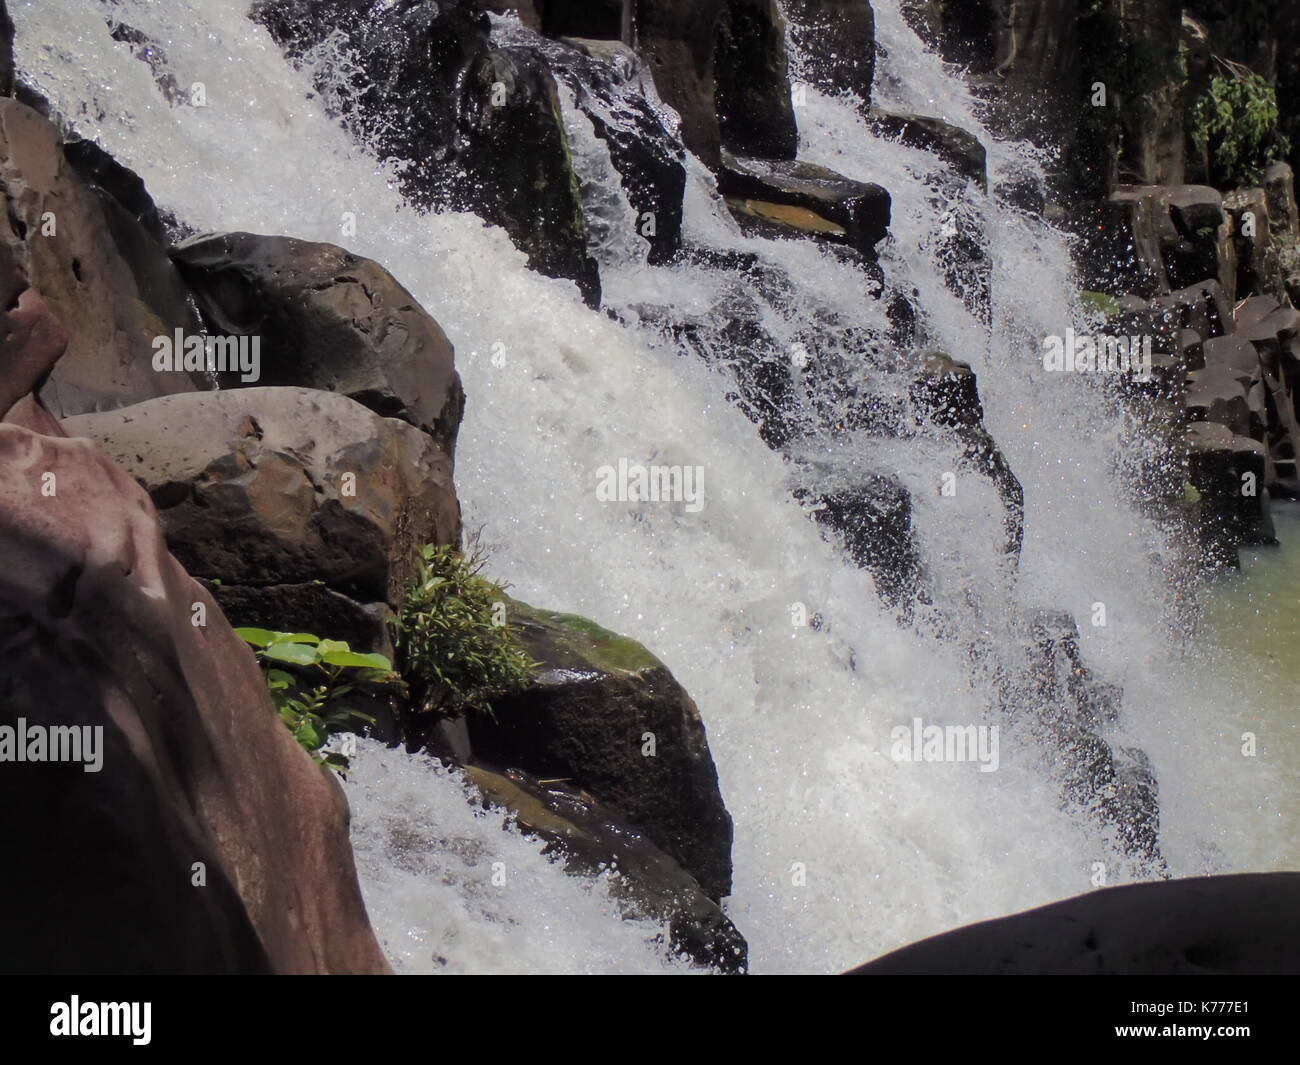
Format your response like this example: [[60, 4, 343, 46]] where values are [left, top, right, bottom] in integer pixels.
[[505, 598, 663, 675]]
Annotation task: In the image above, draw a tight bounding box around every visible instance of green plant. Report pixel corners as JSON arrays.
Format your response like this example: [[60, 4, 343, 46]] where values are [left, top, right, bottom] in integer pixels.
[[1190, 60, 1291, 187], [1080, 290, 1121, 317], [395, 544, 535, 716], [236, 628, 399, 772]]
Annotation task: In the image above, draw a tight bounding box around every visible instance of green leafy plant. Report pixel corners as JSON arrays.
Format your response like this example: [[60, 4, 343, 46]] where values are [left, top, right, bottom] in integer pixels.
[[1190, 60, 1291, 188], [236, 628, 399, 772], [395, 544, 535, 716], [1080, 290, 1121, 317]]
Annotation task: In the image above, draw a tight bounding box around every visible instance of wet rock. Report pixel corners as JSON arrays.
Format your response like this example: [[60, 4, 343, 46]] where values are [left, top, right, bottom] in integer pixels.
[[542, 0, 628, 40], [809, 474, 922, 610], [632, 0, 796, 167], [463, 764, 747, 972], [0, 423, 389, 974], [63, 386, 460, 607], [782, 0, 876, 105], [867, 108, 987, 190], [849, 873, 1300, 975], [0, 98, 205, 416], [1188, 421, 1274, 561], [253, 0, 600, 303], [540, 36, 686, 264], [719, 152, 891, 258], [457, 598, 735, 903], [172, 232, 464, 453]]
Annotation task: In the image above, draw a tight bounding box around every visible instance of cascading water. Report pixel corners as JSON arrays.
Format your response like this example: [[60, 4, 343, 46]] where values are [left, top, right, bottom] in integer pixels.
[[14, 0, 1292, 974]]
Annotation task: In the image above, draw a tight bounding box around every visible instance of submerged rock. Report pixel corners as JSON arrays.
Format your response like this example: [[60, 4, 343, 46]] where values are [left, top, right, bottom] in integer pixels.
[[463, 764, 747, 973]]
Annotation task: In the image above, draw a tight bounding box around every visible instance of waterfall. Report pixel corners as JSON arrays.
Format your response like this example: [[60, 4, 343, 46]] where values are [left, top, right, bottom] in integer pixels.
[[12, 0, 1289, 974]]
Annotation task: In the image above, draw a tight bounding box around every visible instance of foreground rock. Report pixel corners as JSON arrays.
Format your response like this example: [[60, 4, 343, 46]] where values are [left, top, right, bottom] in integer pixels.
[[65, 386, 460, 614], [457, 598, 734, 903], [0, 422, 389, 974], [849, 873, 1300, 974]]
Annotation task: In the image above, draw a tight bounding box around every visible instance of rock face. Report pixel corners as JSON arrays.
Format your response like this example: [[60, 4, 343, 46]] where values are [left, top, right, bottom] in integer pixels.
[[64, 386, 460, 610], [462, 598, 735, 903], [782, 0, 875, 104], [0, 423, 389, 974], [253, 0, 601, 303], [849, 873, 1300, 974], [172, 232, 465, 453], [0, 98, 205, 417]]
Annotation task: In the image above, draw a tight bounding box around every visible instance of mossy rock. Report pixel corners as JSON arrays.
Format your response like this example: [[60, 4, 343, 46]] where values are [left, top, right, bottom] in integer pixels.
[[503, 596, 663, 677]]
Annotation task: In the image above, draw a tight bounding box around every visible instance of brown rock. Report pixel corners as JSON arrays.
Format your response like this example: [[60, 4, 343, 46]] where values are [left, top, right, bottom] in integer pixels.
[[64, 386, 460, 606], [172, 232, 465, 455], [0, 98, 205, 417], [0, 423, 389, 973]]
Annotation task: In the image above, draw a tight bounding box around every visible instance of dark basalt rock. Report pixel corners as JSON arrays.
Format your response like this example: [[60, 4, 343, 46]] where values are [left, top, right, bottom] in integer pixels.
[[253, 0, 600, 303], [1187, 421, 1275, 561], [868, 108, 987, 190], [172, 232, 465, 454], [631, 0, 795, 168], [719, 152, 891, 258], [534, 35, 687, 264], [455, 598, 735, 903], [849, 873, 1300, 974], [782, 0, 876, 105], [713, 0, 798, 160]]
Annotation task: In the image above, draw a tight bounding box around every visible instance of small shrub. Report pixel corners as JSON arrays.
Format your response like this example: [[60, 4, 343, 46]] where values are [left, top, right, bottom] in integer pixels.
[[1190, 62, 1291, 188], [395, 544, 535, 716], [236, 628, 399, 773]]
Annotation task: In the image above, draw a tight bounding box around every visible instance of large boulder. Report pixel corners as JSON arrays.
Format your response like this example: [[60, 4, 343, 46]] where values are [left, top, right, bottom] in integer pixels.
[[64, 386, 460, 609], [849, 873, 1300, 974], [172, 232, 465, 454], [0, 423, 389, 974], [631, 0, 796, 167], [457, 598, 735, 903], [0, 98, 205, 417]]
